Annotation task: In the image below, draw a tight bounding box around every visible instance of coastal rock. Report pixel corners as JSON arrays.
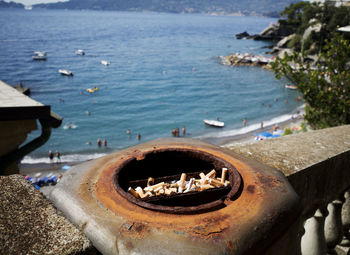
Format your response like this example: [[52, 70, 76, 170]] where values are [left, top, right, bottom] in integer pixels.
[[249, 23, 294, 41], [235, 31, 250, 39], [302, 22, 321, 42], [277, 33, 296, 48], [278, 48, 294, 59]]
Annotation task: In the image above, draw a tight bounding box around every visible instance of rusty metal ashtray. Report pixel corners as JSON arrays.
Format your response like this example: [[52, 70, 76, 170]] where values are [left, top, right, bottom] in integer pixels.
[[113, 148, 242, 213]]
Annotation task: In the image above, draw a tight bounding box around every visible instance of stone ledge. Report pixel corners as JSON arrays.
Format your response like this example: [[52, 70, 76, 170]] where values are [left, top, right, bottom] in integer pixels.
[[0, 175, 98, 255], [226, 125, 350, 176], [226, 125, 350, 216]]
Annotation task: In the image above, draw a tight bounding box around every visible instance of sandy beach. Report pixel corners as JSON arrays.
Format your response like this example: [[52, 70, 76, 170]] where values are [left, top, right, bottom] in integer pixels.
[[19, 113, 306, 178]]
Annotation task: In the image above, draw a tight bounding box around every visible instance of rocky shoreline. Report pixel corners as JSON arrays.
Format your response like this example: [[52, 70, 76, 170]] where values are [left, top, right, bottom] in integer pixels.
[[223, 21, 322, 71]]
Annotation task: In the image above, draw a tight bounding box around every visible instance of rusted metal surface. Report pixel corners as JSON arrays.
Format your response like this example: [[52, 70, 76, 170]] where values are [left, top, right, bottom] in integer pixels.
[[112, 148, 242, 214], [50, 138, 300, 255]]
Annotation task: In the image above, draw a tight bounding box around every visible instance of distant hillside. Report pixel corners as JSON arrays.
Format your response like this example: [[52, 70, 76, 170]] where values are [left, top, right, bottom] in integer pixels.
[[0, 0, 24, 8], [33, 0, 298, 17]]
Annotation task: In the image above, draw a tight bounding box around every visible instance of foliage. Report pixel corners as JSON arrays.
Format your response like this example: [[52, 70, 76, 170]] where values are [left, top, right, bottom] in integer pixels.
[[278, 2, 350, 53], [272, 33, 350, 129], [283, 127, 293, 136], [300, 122, 307, 132]]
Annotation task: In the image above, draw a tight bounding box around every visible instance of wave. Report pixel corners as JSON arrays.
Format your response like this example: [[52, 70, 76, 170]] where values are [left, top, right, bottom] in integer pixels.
[[20, 152, 107, 164], [198, 105, 305, 139]]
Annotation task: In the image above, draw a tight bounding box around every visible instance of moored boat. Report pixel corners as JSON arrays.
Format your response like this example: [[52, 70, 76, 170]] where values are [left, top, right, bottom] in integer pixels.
[[32, 51, 47, 61], [101, 60, 110, 66], [285, 84, 297, 90], [58, 69, 73, 76], [203, 119, 225, 128], [76, 49, 85, 55]]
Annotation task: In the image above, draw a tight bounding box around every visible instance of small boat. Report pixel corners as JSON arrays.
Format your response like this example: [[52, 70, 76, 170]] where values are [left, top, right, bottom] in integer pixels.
[[101, 60, 110, 66], [76, 49, 85, 55], [32, 51, 47, 60], [285, 84, 297, 90], [203, 119, 225, 128], [59, 69, 73, 76], [86, 87, 98, 93]]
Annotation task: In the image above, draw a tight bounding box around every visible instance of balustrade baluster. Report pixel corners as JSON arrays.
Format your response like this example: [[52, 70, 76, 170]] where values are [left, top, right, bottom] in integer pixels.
[[301, 209, 327, 255], [325, 200, 343, 253]]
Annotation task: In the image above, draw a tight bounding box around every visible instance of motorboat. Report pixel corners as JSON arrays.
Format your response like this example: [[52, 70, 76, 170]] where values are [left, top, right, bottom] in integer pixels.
[[59, 69, 73, 76], [32, 51, 47, 60], [285, 84, 297, 90], [203, 119, 225, 128], [101, 60, 110, 66], [76, 49, 85, 55]]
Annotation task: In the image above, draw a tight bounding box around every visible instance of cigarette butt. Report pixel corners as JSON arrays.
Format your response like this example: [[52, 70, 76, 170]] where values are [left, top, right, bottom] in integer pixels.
[[170, 187, 177, 193], [145, 191, 153, 197], [206, 169, 216, 179], [154, 185, 164, 193], [200, 184, 215, 191], [147, 177, 154, 187], [164, 189, 173, 195], [144, 182, 165, 192], [209, 178, 224, 187], [170, 183, 178, 188], [221, 168, 228, 183], [199, 173, 208, 184], [128, 187, 140, 198], [179, 173, 186, 187], [186, 178, 195, 189], [157, 189, 165, 195], [135, 187, 146, 198]]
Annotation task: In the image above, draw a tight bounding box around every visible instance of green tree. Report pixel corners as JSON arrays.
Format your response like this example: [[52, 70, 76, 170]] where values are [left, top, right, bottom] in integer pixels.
[[272, 33, 350, 129]]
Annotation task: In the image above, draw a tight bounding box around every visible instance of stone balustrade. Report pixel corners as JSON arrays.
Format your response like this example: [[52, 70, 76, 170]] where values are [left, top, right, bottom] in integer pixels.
[[226, 124, 350, 255]]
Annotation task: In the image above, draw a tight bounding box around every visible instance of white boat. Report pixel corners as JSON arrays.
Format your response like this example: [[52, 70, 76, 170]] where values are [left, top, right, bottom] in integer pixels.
[[101, 60, 110, 66], [32, 55, 47, 60], [203, 119, 225, 128], [285, 84, 297, 90], [58, 69, 73, 76], [76, 49, 85, 55], [32, 51, 47, 60]]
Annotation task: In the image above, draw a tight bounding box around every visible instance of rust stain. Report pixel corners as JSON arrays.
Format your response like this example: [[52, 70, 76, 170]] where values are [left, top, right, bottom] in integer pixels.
[[257, 174, 281, 189], [246, 185, 255, 193], [227, 240, 234, 253], [120, 222, 150, 239]]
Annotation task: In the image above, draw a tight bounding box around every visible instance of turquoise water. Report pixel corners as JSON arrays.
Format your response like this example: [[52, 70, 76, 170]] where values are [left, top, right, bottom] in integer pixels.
[[0, 9, 302, 163]]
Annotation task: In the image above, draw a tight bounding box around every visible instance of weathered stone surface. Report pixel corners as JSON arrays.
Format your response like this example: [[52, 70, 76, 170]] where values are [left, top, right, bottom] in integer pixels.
[[0, 175, 97, 255], [227, 125, 350, 176]]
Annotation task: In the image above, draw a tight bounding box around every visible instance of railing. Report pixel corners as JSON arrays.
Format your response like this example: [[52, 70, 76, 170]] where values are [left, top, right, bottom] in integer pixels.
[[226, 124, 350, 255]]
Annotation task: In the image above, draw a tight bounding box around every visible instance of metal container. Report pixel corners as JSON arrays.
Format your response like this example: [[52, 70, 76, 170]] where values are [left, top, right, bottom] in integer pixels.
[[50, 138, 300, 255]]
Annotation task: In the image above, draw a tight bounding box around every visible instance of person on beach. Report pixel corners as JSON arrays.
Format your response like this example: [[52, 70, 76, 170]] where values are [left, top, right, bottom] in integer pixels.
[[137, 133, 141, 140], [182, 126, 186, 136], [97, 138, 102, 147], [55, 151, 61, 163], [103, 139, 107, 147], [261, 121, 264, 129], [243, 118, 247, 127], [48, 150, 54, 163]]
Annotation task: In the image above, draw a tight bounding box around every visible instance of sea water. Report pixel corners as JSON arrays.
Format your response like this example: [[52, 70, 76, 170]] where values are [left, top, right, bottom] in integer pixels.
[[0, 9, 302, 164]]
